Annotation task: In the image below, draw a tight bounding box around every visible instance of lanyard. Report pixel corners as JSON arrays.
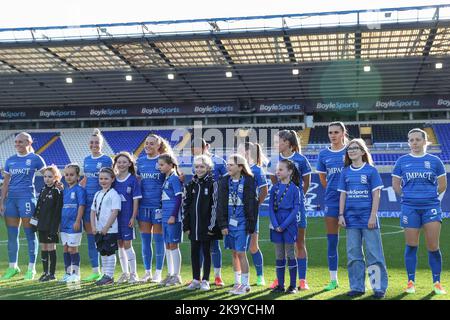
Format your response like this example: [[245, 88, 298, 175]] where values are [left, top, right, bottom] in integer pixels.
[[229, 176, 244, 218], [94, 188, 111, 221], [274, 182, 291, 212], [163, 171, 175, 189]]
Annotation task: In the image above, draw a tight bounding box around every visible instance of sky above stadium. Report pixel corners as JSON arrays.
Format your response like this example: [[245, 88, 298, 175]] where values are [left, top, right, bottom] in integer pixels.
[[1, 0, 449, 28]]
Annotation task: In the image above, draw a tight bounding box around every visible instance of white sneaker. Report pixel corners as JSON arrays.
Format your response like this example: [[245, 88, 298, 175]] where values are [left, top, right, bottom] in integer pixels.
[[151, 271, 162, 283], [140, 271, 153, 283], [229, 283, 241, 294], [159, 275, 172, 286], [66, 274, 80, 283], [166, 275, 182, 287], [59, 273, 71, 283], [233, 284, 251, 295], [200, 280, 210, 291], [129, 273, 139, 284], [117, 273, 130, 284], [186, 279, 201, 290]]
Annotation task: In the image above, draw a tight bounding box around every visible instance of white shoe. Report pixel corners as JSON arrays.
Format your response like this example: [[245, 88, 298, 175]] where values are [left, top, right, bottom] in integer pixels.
[[159, 275, 173, 286], [186, 279, 201, 290], [233, 284, 251, 295], [151, 272, 162, 283], [140, 271, 153, 283], [129, 273, 139, 284], [66, 274, 80, 283], [117, 273, 130, 284], [229, 283, 241, 294], [200, 280, 210, 291], [59, 273, 71, 283], [166, 275, 182, 287]]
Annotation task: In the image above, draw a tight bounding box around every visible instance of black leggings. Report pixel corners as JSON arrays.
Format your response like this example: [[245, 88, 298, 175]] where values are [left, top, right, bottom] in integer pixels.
[[191, 240, 212, 281]]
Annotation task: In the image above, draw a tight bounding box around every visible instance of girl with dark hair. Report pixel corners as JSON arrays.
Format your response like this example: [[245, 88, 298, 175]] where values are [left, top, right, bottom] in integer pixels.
[[113, 152, 142, 284], [269, 159, 302, 294], [270, 129, 312, 291], [158, 153, 184, 286]]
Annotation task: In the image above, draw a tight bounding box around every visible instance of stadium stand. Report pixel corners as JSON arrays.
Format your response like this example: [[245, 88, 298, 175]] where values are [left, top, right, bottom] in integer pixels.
[[433, 123, 450, 163], [372, 123, 424, 143], [103, 130, 149, 154], [39, 137, 71, 167], [308, 125, 360, 144]]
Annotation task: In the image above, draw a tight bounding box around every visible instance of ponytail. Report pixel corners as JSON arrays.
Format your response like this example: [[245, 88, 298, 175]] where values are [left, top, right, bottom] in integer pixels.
[[278, 130, 301, 153], [279, 159, 300, 187], [158, 153, 181, 176]]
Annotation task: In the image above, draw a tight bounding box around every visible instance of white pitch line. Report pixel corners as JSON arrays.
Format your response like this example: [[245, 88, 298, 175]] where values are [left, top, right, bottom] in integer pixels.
[[0, 225, 403, 245]]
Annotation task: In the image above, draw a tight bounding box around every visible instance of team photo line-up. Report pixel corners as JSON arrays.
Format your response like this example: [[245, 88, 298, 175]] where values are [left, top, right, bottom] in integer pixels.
[[0, 121, 446, 298]]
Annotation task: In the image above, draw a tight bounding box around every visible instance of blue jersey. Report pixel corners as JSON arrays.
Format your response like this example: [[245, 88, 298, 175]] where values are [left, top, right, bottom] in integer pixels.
[[269, 182, 301, 232], [392, 153, 446, 208], [227, 176, 246, 232], [61, 184, 86, 234], [83, 154, 113, 200], [211, 154, 227, 181], [4, 153, 46, 198], [316, 146, 346, 208], [161, 172, 183, 222], [251, 164, 268, 196], [338, 163, 384, 229], [113, 174, 142, 226], [137, 155, 165, 208]]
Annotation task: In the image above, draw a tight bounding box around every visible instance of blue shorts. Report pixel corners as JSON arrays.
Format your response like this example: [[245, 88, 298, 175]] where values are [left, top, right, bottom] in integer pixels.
[[297, 205, 307, 229], [270, 226, 298, 244], [400, 204, 442, 229], [224, 230, 249, 252], [137, 207, 162, 224], [118, 225, 135, 241], [5, 197, 36, 218], [83, 198, 94, 223], [324, 205, 339, 218], [162, 222, 182, 244]]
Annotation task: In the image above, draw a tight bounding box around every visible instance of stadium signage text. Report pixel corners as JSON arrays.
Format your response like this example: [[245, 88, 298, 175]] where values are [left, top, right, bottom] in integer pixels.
[[258, 103, 303, 112], [194, 105, 234, 114], [315, 101, 360, 111], [374, 99, 421, 109], [141, 107, 181, 115]]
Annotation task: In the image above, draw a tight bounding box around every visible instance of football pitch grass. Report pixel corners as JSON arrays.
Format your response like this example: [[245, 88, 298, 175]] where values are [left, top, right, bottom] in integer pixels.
[[0, 217, 448, 300]]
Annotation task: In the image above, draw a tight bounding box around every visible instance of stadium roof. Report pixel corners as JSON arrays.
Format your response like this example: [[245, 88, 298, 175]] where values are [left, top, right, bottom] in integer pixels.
[[1, 4, 450, 108]]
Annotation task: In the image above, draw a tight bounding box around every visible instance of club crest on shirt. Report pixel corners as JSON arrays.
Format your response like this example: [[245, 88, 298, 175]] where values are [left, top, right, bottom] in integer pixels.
[[361, 175, 367, 184], [238, 184, 244, 193], [342, 155, 346, 162], [126, 186, 132, 194], [25, 159, 31, 166], [424, 161, 431, 169], [96, 162, 102, 169], [71, 192, 76, 200]]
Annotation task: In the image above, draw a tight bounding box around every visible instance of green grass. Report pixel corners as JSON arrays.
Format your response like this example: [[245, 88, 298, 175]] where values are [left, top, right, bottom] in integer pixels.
[[0, 217, 448, 300]]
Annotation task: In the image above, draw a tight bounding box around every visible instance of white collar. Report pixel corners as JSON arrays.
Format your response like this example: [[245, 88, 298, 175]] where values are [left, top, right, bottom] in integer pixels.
[[328, 145, 347, 153], [16, 152, 31, 158], [116, 173, 131, 183], [350, 162, 367, 171], [409, 153, 428, 158], [91, 154, 104, 160], [146, 154, 159, 160]]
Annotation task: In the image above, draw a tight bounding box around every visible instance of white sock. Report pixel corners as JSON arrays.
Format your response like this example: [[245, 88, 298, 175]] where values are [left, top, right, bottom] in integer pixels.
[[214, 268, 221, 277], [9, 262, 18, 269], [72, 265, 80, 276], [93, 267, 100, 274], [330, 271, 338, 281], [172, 248, 181, 276], [101, 255, 116, 278], [166, 250, 173, 276], [126, 247, 137, 274], [28, 262, 36, 272], [241, 273, 249, 286], [155, 269, 162, 278], [119, 248, 129, 274], [234, 272, 241, 285]]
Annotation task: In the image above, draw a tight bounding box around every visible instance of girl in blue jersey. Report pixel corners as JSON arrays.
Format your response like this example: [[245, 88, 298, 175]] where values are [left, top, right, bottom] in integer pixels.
[[60, 164, 86, 283], [216, 154, 258, 295], [316, 121, 349, 291], [237, 142, 269, 286], [338, 139, 388, 298], [80, 128, 113, 282], [392, 128, 447, 295], [113, 152, 142, 284], [270, 130, 311, 291], [136, 134, 172, 283], [33, 165, 63, 282], [0, 132, 46, 281], [270, 159, 302, 294], [158, 153, 184, 286], [190, 138, 227, 286]]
